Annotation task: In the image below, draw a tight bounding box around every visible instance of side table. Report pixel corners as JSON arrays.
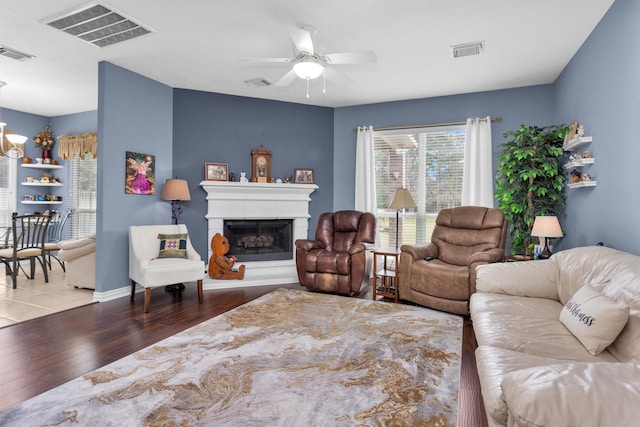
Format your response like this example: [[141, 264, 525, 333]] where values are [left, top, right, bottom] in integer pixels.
[[373, 247, 401, 303]]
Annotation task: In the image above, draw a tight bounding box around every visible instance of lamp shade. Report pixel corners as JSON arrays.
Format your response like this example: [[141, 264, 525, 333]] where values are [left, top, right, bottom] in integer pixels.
[[530, 216, 563, 238], [389, 188, 417, 210], [161, 179, 191, 201], [293, 60, 324, 79], [5, 133, 27, 145]]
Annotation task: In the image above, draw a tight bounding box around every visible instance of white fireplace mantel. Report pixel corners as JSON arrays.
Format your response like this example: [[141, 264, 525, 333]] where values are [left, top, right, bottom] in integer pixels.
[[200, 181, 318, 289]]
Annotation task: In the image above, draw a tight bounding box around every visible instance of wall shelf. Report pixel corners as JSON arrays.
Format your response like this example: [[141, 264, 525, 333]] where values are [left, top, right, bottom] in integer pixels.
[[21, 201, 64, 205], [563, 136, 592, 151], [21, 164, 63, 170], [564, 158, 595, 169], [568, 181, 597, 189], [21, 182, 63, 187]]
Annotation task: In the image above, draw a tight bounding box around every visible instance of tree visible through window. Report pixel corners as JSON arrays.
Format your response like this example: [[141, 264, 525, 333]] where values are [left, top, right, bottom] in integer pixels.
[[70, 155, 96, 238], [374, 125, 465, 247]]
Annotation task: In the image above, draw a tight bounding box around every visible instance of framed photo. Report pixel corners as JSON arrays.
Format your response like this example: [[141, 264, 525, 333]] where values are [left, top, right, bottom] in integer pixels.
[[205, 163, 228, 181], [125, 151, 155, 195], [294, 168, 314, 184]]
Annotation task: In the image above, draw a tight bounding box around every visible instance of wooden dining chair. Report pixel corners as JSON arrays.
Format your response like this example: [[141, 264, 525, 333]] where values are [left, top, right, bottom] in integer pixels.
[[0, 212, 53, 289]]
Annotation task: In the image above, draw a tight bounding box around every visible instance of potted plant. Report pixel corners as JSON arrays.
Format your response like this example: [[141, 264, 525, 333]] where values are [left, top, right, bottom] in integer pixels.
[[495, 124, 568, 255]]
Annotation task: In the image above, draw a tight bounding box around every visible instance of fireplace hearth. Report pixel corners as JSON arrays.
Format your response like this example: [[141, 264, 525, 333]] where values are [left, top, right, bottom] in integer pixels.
[[200, 181, 318, 288]]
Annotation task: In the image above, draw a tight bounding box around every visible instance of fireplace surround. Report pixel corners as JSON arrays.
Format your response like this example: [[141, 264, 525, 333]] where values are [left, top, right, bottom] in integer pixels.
[[200, 181, 318, 288]]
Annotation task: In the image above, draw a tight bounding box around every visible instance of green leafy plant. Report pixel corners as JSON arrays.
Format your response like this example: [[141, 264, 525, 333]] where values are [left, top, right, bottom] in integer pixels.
[[495, 124, 568, 255]]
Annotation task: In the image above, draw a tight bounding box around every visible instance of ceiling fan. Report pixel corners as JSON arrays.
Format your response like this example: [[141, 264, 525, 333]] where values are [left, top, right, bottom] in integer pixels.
[[241, 26, 377, 97]]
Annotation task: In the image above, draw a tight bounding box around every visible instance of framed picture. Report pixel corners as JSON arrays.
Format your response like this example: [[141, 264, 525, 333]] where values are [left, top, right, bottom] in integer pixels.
[[294, 168, 314, 184], [205, 163, 228, 181], [125, 151, 155, 195]]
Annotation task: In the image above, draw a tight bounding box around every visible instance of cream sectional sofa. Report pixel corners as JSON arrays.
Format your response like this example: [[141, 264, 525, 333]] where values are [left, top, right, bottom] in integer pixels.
[[469, 246, 640, 427], [57, 234, 96, 290]]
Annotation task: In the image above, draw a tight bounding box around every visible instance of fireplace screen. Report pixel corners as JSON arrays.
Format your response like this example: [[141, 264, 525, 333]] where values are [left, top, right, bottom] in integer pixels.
[[223, 219, 293, 262]]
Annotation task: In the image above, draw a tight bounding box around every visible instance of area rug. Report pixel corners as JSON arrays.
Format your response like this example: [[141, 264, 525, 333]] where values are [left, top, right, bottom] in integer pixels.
[[0, 288, 462, 426]]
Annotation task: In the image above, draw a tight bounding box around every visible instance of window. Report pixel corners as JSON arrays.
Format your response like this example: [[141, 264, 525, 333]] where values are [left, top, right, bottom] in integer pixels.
[[0, 156, 17, 228], [70, 154, 97, 238], [374, 125, 465, 247]]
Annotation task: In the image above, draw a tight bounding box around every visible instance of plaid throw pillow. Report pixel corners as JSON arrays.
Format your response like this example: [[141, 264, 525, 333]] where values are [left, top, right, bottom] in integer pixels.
[[157, 233, 188, 259]]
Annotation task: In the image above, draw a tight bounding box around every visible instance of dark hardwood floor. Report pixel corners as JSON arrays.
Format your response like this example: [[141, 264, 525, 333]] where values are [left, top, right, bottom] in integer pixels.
[[0, 281, 488, 426]]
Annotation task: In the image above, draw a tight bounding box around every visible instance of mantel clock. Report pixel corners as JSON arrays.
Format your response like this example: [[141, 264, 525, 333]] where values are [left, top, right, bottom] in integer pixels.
[[250, 145, 272, 183]]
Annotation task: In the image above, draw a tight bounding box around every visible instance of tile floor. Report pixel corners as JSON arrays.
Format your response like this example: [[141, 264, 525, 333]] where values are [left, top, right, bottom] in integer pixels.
[[0, 261, 95, 328]]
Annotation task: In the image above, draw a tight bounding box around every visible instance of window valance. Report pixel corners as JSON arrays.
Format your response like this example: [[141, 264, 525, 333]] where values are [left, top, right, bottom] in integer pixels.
[[57, 132, 97, 160]]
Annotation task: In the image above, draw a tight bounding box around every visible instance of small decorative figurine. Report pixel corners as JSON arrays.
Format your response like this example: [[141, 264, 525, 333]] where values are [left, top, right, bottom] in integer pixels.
[[582, 150, 591, 159], [239, 172, 248, 183]]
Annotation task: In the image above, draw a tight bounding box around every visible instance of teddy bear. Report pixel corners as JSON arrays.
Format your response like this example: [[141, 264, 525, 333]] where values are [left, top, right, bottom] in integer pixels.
[[208, 233, 245, 280]]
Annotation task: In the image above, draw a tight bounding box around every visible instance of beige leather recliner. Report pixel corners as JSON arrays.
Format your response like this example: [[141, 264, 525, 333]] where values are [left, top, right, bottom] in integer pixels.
[[399, 206, 507, 315]]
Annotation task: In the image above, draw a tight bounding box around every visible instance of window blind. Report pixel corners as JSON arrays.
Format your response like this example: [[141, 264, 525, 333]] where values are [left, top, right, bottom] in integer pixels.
[[70, 155, 97, 238], [374, 125, 465, 247], [0, 156, 17, 228]]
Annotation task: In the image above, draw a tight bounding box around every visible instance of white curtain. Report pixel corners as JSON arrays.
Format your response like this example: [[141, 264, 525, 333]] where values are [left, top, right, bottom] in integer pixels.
[[355, 125, 377, 277], [462, 117, 494, 207], [355, 126, 376, 213]]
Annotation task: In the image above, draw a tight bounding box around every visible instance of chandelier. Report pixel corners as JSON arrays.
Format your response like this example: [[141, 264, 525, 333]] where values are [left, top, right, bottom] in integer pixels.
[[0, 81, 27, 159]]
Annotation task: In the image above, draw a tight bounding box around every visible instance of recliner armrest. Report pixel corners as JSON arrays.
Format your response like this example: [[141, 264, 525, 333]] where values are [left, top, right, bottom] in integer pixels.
[[348, 243, 366, 255], [400, 243, 438, 262], [295, 239, 324, 251], [467, 248, 505, 265]]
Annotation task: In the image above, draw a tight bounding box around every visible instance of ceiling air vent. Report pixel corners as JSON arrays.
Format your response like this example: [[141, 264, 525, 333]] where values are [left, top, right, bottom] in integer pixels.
[[44, 2, 152, 48], [451, 41, 485, 58], [0, 45, 36, 62], [244, 77, 272, 88]]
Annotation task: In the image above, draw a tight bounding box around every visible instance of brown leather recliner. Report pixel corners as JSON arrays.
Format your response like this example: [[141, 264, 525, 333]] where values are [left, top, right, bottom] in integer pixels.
[[399, 206, 507, 315], [295, 210, 376, 296]]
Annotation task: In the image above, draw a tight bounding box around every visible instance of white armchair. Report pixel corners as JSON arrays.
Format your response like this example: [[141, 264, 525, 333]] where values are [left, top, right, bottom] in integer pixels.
[[129, 224, 204, 312]]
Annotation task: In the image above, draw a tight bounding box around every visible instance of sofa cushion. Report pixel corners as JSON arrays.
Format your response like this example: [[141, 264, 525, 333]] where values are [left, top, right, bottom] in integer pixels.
[[502, 362, 640, 427], [157, 233, 188, 259], [471, 293, 617, 362], [474, 346, 571, 425], [560, 285, 629, 355]]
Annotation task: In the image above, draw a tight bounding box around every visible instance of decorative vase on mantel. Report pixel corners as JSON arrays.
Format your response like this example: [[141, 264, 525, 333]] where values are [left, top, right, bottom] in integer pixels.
[[42, 149, 51, 160]]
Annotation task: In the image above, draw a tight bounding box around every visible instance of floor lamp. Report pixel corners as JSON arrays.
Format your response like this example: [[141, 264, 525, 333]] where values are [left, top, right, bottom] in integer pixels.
[[161, 178, 191, 225], [531, 215, 563, 259], [389, 188, 416, 249], [160, 178, 191, 291]]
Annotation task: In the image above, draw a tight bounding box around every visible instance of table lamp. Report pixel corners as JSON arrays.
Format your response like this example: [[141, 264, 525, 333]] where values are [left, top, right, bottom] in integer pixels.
[[389, 188, 416, 249], [531, 215, 563, 259], [161, 179, 191, 224]]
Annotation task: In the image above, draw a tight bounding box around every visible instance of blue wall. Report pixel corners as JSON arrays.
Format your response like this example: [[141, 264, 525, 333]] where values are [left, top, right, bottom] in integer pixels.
[[6, 0, 639, 295], [554, 0, 639, 254], [333, 85, 556, 210], [96, 62, 174, 292], [172, 90, 334, 257]]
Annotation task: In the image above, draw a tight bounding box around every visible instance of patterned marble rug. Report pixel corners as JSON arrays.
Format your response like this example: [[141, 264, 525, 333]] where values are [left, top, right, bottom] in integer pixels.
[[0, 288, 462, 426]]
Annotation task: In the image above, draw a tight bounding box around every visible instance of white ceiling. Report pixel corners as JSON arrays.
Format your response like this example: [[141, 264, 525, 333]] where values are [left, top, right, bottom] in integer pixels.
[[0, 0, 614, 117]]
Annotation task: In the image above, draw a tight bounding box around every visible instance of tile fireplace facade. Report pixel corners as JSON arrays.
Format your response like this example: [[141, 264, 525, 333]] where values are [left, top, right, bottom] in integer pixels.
[[200, 181, 318, 288]]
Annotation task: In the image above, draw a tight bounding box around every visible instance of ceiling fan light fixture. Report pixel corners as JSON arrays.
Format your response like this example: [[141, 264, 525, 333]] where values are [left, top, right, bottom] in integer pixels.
[[293, 60, 324, 80]]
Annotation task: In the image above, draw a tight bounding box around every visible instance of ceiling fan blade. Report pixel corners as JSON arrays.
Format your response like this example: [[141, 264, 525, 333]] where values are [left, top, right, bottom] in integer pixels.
[[290, 27, 314, 55], [239, 57, 292, 63], [324, 66, 353, 86], [274, 69, 298, 87], [324, 51, 377, 64]]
